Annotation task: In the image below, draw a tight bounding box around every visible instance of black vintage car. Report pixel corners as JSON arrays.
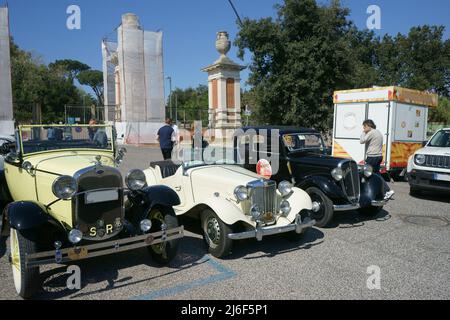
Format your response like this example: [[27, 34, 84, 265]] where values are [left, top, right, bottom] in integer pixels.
[[234, 126, 392, 227]]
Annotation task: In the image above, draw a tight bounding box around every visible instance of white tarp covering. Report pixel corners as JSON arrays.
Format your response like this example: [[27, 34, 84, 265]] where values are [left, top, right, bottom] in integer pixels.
[[102, 40, 118, 122], [0, 6, 13, 135]]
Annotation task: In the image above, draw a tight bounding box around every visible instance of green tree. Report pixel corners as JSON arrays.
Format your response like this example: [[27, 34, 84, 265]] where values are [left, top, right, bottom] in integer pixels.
[[167, 85, 209, 126], [429, 97, 450, 123], [77, 70, 104, 105], [49, 59, 90, 83], [235, 0, 354, 132]]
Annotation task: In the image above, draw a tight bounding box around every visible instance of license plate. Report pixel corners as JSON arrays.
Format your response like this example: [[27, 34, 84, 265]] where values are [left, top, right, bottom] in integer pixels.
[[434, 173, 450, 182], [68, 247, 88, 261], [85, 190, 119, 204]]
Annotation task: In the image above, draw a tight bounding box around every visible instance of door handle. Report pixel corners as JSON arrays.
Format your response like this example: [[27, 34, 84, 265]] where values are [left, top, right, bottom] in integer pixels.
[[175, 186, 182, 192]]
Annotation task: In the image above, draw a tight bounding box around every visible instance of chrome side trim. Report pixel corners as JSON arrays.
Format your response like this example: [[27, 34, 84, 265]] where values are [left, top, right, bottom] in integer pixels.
[[333, 203, 360, 211]]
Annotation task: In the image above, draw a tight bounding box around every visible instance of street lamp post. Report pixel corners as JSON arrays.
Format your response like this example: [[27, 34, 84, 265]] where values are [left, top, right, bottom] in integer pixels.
[[166, 76, 172, 119]]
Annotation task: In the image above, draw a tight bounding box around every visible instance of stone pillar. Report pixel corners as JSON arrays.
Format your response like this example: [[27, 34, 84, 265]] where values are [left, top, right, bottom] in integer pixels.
[[0, 6, 14, 134], [202, 31, 245, 135]]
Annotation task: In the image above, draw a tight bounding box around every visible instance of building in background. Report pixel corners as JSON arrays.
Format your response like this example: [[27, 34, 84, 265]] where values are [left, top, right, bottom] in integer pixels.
[[102, 13, 165, 144], [0, 6, 13, 135]]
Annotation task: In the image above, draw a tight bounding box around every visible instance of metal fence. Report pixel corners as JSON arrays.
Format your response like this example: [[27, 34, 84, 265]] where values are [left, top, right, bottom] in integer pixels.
[[64, 105, 109, 124]]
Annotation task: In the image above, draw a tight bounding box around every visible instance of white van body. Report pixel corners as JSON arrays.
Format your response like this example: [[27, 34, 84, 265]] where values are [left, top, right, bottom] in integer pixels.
[[332, 87, 438, 176]]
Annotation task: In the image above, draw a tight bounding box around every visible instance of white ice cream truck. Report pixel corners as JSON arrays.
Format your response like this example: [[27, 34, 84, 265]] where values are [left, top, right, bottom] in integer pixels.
[[332, 86, 438, 179]]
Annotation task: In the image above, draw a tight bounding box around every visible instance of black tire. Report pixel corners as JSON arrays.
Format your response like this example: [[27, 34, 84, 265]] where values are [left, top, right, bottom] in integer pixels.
[[305, 187, 334, 228], [201, 209, 233, 258], [10, 228, 40, 299], [410, 187, 422, 197], [146, 206, 180, 265], [358, 206, 383, 216]]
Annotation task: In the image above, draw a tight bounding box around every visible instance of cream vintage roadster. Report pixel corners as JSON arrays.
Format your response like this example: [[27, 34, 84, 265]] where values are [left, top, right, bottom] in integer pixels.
[[144, 158, 317, 258], [0, 125, 184, 298]]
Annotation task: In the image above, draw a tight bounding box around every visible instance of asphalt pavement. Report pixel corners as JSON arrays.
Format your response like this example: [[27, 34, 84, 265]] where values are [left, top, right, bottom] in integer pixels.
[[0, 146, 449, 300]]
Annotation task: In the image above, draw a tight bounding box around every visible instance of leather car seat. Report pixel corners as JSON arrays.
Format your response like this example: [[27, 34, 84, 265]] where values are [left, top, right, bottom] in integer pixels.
[[150, 161, 181, 179]]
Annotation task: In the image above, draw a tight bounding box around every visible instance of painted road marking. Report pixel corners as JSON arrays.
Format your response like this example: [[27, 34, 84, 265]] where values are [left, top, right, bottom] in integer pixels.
[[131, 255, 236, 300]]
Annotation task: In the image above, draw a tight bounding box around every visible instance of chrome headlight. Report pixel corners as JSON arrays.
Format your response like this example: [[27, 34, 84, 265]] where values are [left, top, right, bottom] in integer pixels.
[[234, 185, 248, 202], [52, 176, 77, 200], [415, 154, 426, 166], [250, 205, 262, 221], [278, 181, 293, 197], [363, 164, 373, 178], [280, 200, 291, 216], [331, 167, 343, 181], [68, 229, 83, 244], [125, 169, 147, 191], [140, 219, 152, 232]]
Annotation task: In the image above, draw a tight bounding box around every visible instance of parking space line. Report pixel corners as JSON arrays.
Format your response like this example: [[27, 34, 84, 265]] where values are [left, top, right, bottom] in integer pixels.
[[131, 255, 236, 300]]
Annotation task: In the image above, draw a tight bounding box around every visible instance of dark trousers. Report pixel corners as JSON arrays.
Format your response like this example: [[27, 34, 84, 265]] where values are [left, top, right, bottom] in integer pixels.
[[366, 156, 391, 192], [161, 148, 173, 160], [366, 156, 383, 174]]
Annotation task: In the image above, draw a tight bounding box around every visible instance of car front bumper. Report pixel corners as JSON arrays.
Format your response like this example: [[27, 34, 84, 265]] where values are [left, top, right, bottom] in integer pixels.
[[408, 170, 450, 192], [333, 195, 391, 211], [25, 226, 184, 267], [227, 215, 316, 241]]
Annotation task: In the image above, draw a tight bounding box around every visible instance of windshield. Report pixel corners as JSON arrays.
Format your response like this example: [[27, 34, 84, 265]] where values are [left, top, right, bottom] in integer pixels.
[[282, 134, 325, 152], [428, 130, 450, 148], [182, 147, 237, 169], [19, 125, 114, 155]]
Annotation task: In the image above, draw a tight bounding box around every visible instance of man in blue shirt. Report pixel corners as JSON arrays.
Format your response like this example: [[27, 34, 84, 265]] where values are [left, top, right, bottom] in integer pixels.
[[157, 119, 175, 160]]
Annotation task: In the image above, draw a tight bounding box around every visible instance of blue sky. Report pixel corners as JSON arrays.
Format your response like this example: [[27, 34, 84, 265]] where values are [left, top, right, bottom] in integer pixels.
[[4, 0, 450, 97]]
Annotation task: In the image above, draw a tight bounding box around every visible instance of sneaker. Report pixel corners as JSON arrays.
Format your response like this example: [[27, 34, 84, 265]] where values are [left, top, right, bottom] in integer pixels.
[[385, 190, 395, 200]]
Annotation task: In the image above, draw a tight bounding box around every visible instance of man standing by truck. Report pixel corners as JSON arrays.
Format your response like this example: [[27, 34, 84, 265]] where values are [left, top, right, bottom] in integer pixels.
[[360, 119, 395, 198]]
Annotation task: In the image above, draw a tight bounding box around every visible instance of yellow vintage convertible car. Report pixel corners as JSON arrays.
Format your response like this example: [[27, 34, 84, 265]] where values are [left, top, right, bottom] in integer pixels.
[[0, 125, 183, 299]]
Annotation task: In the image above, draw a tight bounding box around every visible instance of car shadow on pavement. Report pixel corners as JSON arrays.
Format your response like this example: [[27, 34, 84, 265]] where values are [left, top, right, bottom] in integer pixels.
[[409, 191, 450, 204], [180, 216, 326, 260], [326, 209, 391, 229], [229, 227, 325, 260], [34, 236, 207, 300]]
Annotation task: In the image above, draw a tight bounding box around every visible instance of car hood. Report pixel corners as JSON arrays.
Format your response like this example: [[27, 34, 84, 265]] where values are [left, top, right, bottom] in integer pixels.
[[414, 147, 450, 156], [288, 152, 345, 169], [189, 165, 262, 198], [26, 151, 115, 176]]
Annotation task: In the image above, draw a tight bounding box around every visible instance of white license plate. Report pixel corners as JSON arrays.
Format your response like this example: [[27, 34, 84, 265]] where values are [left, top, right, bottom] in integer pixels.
[[434, 173, 450, 182], [85, 190, 119, 204]]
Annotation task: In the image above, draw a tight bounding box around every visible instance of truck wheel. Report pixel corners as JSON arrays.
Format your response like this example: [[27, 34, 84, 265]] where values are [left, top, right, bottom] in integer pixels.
[[305, 187, 334, 228], [10, 228, 40, 299], [146, 206, 180, 265], [201, 209, 233, 258]]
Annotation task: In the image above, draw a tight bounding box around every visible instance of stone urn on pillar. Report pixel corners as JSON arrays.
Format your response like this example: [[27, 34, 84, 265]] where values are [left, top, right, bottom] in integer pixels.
[[215, 31, 231, 57]]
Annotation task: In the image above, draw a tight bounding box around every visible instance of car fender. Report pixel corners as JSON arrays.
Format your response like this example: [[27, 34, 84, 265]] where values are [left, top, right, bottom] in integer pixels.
[[286, 187, 313, 221], [2, 201, 50, 235], [142, 185, 181, 209], [296, 175, 344, 202], [360, 174, 386, 208], [198, 197, 251, 226]]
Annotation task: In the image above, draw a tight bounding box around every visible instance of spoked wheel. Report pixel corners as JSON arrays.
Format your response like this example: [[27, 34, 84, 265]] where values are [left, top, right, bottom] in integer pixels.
[[10, 228, 40, 299], [305, 187, 334, 228], [201, 209, 233, 258], [146, 206, 180, 265]]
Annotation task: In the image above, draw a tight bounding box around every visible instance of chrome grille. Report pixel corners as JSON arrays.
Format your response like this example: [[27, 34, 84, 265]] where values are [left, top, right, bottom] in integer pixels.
[[425, 155, 450, 169], [247, 179, 277, 224], [340, 161, 360, 203], [73, 165, 124, 240]]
